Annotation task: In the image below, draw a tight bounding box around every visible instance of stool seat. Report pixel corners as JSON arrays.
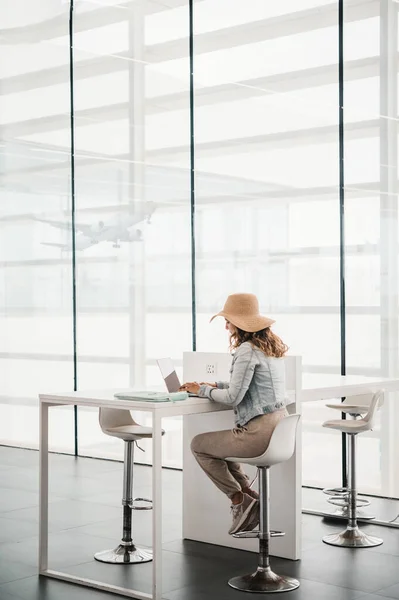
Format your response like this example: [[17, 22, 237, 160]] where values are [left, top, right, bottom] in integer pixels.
[[227, 415, 299, 468], [102, 425, 155, 441], [325, 404, 368, 414], [322, 418, 372, 434], [325, 392, 384, 417]]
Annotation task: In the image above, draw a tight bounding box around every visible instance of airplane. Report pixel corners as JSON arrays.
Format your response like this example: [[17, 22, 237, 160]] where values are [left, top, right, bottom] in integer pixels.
[[36, 201, 155, 250]]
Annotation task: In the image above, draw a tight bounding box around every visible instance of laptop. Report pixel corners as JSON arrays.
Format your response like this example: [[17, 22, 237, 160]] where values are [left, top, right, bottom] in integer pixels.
[[157, 358, 200, 397]]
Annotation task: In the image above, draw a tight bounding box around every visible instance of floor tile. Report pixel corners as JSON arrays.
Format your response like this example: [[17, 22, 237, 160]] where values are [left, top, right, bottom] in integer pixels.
[[65, 549, 235, 595], [78, 489, 121, 507], [0, 557, 37, 585], [0, 464, 13, 473], [0, 531, 118, 570], [164, 578, 365, 600], [0, 466, 121, 499], [0, 447, 39, 468], [0, 517, 40, 543], [355, 596, 395, 600], [0, 575, 126, 600], [1, 499, 121, 531], [163, 538, 254, 564], [0, 488, 64, 512], [295, 543, 399, 593], [353, 524, 399, 558], [0, 590, 22, 600], [375, 583, 399, 599], [0, 467, 40, 493], [48, 453, 123, 476], [72, 513, 182, 545]]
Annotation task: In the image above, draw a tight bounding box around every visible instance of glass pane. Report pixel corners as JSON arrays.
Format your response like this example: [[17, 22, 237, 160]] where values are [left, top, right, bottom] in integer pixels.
[[345, 0, 399, 498], [71, 1, 191, 466], [193, 0, 341, 488], [0, 3, 75, 453]]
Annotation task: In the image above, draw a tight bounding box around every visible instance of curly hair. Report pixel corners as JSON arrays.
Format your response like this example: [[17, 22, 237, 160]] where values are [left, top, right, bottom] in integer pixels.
[[229, 326, 288, 358]]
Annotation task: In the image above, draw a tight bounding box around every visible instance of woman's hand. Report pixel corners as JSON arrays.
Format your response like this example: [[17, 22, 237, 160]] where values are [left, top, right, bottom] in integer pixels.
[[200, 382, 217, 387], [179, 382, 201, 394]]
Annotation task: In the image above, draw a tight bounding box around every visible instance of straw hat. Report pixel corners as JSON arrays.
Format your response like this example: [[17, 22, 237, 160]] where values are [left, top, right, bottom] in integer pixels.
[[210, 293, 275, 333]]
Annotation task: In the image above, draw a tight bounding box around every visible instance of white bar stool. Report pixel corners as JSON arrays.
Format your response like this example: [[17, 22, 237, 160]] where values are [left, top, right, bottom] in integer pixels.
[[94, 408, 163, 564], [322, 390, 384, 548], [226, 414, 301, 594], [322, 393, 384, 520]]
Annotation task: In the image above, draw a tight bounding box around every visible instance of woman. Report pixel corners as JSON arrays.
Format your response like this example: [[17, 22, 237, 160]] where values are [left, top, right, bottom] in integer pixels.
[[180, 293, 288, 535]]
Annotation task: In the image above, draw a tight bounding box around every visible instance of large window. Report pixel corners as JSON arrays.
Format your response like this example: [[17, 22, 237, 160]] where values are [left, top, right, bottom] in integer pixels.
[[194, 0, 341, 489], [343, 1, 399, 497], [1, 0, 399, 497], [0, 4, 75, 454]]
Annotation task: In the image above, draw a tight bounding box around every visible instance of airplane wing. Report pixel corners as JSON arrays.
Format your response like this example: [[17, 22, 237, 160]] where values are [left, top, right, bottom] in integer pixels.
[[36, 218, 73, 231], [41, 236, 96, 251], [35, 217, 101, 235]]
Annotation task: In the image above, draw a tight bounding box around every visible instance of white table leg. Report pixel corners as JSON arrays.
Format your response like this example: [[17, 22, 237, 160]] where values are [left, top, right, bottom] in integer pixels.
[[39, 400, 49, 573], [152, 413, 162, 600]]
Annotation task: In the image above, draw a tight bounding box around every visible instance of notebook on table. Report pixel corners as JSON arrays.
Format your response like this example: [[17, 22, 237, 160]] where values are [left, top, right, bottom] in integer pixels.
[[114, 390, 189, 402]]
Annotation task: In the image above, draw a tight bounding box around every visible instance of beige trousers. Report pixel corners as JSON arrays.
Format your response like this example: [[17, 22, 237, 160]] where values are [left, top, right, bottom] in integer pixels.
[[190, 409, 288, 499]]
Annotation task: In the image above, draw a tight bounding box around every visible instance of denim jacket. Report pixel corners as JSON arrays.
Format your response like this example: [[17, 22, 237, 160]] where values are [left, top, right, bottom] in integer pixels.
[[199, 342, 286, 426]]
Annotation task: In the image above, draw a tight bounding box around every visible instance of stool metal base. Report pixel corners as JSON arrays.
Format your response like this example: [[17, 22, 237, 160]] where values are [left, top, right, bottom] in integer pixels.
[[94, 543, 153, 564], [323, 526, 383, 548], [229, 567, 300, 593]]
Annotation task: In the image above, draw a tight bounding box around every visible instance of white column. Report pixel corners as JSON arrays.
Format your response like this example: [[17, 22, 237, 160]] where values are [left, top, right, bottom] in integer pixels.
[[379, 0, 398, 496], [128, 2, 146, 388]]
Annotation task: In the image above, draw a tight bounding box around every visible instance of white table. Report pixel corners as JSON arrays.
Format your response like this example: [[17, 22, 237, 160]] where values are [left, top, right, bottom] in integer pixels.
[[39, 373, 399, 600], [39, 390, 231, 600], [300, 372, 399, 403]]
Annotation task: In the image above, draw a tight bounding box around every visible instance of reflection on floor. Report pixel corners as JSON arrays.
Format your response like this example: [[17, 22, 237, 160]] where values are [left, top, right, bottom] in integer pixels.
[[303, 485, 399, 524], [1, 446, 399, 600]]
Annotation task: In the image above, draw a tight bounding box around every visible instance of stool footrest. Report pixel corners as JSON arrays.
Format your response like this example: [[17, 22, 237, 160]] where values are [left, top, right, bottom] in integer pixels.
[[131, 497, 153, 510], [327, 496, 370, 508], [232, 530, 285, 539], [323, 487, 347, 498], [270, 530, 285, 537], [233, 531, 259, 539]]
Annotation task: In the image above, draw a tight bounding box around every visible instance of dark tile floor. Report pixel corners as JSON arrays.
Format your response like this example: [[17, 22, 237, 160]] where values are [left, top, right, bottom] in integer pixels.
[[1, 445, 399, 600]]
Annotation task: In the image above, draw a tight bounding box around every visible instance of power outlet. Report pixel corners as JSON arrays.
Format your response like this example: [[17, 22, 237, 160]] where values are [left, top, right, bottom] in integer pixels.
[[206, 363, 216, 375]]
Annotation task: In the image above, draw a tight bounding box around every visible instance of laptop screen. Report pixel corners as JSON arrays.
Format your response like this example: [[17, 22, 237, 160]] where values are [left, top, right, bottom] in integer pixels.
[[157, 358, 181, 393]]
